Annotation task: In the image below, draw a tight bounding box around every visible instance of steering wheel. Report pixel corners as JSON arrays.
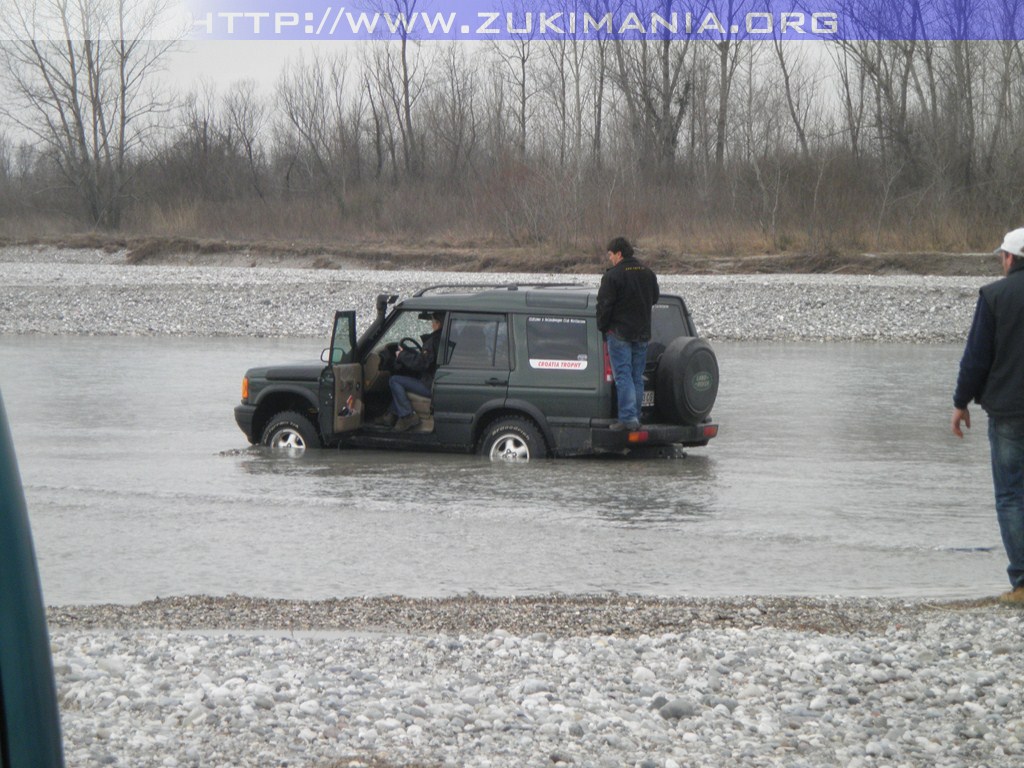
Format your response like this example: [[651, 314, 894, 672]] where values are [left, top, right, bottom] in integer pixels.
[[399, 337, 422, 352]]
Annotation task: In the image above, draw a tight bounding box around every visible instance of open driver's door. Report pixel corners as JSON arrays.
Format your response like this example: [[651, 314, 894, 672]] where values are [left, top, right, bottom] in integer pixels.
[[318, 311, 363, 440]]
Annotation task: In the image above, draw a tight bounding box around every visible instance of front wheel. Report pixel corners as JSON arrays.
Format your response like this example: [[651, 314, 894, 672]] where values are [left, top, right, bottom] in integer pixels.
[[478, 417, 549, 462], [261, 411, 321, 451]]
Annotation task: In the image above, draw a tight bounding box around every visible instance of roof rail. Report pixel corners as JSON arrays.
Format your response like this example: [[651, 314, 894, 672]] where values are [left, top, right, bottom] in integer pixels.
[[413, 282, 584, 297]]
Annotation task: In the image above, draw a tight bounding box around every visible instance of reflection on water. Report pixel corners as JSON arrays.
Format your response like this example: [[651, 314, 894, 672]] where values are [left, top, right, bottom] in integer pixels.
[[0, 335, 1001, 603]]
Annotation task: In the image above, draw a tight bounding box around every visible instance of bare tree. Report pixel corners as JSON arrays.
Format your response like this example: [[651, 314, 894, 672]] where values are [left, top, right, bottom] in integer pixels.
[[828, 42, 867, 159], [770, 39, 818, 158], [590, 33, 611, 164], [610, 0, 696, 176], [710, 0, 757, 169], [0, 132, 11, 183], [223, 80, 269, 201], [360, 0, 428, 178], [0, 0, 180, 228], [982, 38, 1022, 176], [363, 37, 426, 179], [736, 44, 786, 247], [489, 0, 540, 158], [276, 52, 359, 209], [173, 79, 223, 200], [423, 44, 481, 180], [529, 0, 594, 167]]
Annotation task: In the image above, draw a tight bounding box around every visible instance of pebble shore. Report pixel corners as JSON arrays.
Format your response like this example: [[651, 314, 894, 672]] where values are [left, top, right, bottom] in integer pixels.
[[8, 245, 1020, 766], [49, 595, 1024, 768], [0, 244, 991, 342]]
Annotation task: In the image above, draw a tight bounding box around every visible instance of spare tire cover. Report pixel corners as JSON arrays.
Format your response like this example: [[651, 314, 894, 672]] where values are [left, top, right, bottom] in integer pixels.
[[654, 337, 719, 425]]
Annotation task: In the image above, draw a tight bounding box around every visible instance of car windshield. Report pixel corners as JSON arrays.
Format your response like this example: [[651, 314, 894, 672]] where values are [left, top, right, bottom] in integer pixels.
[[373, 310, 435, 351]]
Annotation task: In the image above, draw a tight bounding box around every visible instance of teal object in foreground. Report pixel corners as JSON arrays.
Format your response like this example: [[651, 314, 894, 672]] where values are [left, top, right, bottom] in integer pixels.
[[0, 391, 64, 768]]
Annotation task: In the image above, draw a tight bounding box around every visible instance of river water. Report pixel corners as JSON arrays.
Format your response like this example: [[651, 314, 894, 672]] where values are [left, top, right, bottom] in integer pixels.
[[0, 335, 1002, 604]]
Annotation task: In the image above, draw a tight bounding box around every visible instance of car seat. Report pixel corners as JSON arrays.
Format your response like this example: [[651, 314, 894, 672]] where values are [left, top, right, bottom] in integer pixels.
[[406, 392, 433, 431]]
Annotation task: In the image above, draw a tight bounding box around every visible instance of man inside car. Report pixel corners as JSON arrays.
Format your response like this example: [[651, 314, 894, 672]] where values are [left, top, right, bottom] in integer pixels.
[[375, 311, 444, 432]]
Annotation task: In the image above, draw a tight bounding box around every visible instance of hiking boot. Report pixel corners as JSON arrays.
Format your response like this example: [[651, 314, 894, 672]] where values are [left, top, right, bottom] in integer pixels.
[[609, 421, 640, 431], [998, 586, 1024, 604], [373, 412, 397, 427], [393, 413, 421, 432]]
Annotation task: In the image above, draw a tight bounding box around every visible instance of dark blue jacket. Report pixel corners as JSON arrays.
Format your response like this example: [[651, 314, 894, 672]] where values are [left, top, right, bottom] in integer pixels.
[[954, 262, 1024, 416]]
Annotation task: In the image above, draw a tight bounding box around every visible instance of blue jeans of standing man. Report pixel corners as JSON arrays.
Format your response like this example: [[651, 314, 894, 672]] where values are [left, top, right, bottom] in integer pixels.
[[989, 417, 1024, 589], [606, 332, 648, 427], [389, 375, 431, 418]]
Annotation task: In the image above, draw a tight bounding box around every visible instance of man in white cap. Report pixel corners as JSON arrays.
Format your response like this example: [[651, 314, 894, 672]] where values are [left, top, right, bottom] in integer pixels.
[[952, 227, 1024, 602]]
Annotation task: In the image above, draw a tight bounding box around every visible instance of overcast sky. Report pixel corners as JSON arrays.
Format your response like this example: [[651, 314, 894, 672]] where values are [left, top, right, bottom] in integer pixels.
[[164, 39, 354, 93]]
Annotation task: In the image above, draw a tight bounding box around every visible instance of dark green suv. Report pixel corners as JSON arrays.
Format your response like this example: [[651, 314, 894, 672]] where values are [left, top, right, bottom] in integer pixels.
[[234, 284, 719, 460]]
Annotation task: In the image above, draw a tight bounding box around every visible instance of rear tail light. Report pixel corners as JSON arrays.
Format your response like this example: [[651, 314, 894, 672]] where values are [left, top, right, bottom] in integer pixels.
[[603, 342, 613, 383], [241, 376, 249, 402], [703, 425, 718, 438], [627, 431, 650, 443]]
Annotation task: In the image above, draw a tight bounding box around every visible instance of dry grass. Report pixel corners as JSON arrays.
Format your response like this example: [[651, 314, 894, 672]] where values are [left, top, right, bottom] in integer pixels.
[[0, 198, 1006, 276], [0, 228, 1001, 276]]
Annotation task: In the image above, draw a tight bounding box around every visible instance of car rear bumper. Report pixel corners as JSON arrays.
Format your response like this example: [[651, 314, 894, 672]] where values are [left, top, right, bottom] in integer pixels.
[[591, 421, 718, 452], [234, 404, 257, 443]]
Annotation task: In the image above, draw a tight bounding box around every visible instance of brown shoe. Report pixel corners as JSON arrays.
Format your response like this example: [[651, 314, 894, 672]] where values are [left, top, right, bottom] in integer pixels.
[[373, 412, 397, 427], [998, 586, 1024, 603], [393, 413, 421, 432]]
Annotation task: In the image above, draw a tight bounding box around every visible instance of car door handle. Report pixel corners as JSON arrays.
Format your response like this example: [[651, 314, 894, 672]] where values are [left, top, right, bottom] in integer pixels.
[[486, 377, 508, 386]]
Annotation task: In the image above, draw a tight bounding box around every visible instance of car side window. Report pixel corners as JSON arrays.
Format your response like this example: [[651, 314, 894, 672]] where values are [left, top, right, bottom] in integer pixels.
[[446, 313, 509, 369], [525, 316, 589, 371], [651, 302, 687, 343], [649, 302, 688, 359]]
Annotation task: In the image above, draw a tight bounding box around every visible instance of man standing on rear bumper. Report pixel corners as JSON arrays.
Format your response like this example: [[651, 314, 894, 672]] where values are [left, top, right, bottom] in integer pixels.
[[597, 237, 659, 431], [952, 227, 1024, 603]]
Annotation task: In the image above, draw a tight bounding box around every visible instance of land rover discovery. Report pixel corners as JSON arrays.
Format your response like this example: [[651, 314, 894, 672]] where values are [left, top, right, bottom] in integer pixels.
[[234, 283, 719, 460]]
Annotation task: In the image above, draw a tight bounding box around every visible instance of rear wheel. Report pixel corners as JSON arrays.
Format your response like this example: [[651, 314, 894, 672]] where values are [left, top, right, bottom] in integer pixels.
[[478, 417, 548, 462], [261, 411, 320, 451]]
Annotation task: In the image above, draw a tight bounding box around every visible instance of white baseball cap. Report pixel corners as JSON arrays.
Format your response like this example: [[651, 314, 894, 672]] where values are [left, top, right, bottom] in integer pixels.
[[996, 228, 1024, 257]]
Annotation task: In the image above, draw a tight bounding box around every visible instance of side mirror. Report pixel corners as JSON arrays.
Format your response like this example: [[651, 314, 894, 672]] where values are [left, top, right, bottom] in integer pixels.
[[322, 348, 348, 364]]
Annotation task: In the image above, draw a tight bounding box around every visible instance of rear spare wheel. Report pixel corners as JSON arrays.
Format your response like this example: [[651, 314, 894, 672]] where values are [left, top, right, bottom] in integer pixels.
[[654, 337, 719, 425]]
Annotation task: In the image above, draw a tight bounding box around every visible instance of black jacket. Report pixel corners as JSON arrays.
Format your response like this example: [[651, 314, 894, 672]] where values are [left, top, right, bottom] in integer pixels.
[[397, 329, 442, 385], [955, 262, 1024, 417], [596, 256, 660, 342]]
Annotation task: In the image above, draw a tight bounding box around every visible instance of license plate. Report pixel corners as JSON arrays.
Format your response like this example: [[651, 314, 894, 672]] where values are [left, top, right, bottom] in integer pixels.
[[641, 390, 655, 407]]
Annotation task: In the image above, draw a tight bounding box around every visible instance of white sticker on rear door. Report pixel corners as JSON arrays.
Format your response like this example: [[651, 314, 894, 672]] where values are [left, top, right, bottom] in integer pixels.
[[529, 358, 588, 370]]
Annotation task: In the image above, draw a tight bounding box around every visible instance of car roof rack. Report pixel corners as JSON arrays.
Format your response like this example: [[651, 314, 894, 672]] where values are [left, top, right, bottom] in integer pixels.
[[413, 282, 585, 297]]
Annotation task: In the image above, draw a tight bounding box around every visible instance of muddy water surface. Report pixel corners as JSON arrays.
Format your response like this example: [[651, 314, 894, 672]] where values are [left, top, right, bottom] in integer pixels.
[[0, 335, 999, 603]]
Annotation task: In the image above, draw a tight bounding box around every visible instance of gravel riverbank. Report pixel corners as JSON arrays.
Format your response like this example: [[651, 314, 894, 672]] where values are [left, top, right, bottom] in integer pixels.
[[48, 595, 1024, 768], [0, 245, 990, 341], [10, 245, 1019, 766]]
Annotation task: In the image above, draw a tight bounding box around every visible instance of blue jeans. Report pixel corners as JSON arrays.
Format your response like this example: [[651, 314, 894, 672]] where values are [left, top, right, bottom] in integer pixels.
[[989, 417, 1024, 589], [606, 332, 648, 426], [389, 375, 431, 418]]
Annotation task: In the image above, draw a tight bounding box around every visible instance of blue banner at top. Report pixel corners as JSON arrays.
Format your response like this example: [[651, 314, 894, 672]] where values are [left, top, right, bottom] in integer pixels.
[[187, 0, 1024, 41]]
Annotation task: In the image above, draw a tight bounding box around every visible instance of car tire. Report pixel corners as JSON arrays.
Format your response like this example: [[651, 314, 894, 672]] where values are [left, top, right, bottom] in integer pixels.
[[261, 411, 321, 451], [654, 337, 719, 425], [479, 417, 549, 462]]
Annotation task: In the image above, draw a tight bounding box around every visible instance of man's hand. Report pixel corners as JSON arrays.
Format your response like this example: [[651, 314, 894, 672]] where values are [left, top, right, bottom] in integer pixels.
[[952, 407, 971, 438]]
